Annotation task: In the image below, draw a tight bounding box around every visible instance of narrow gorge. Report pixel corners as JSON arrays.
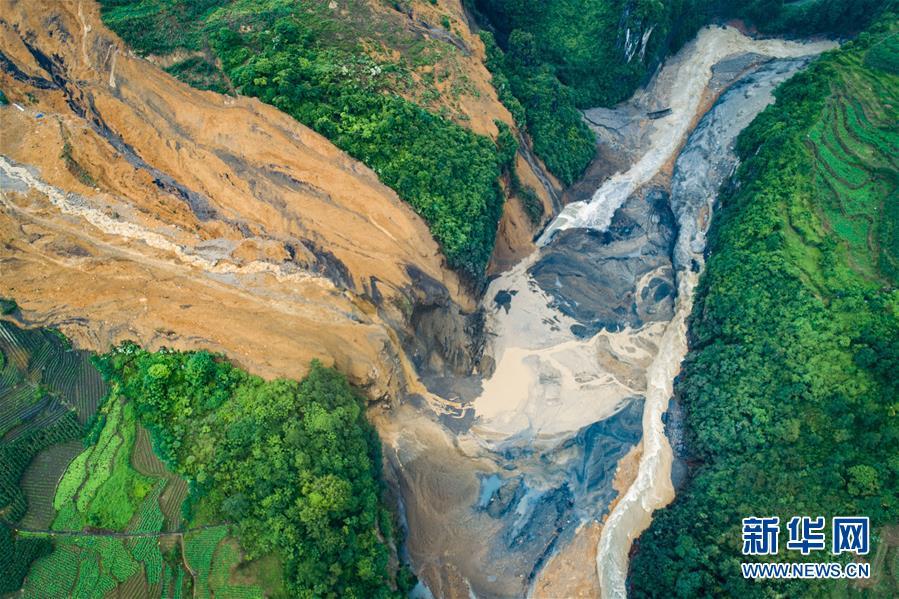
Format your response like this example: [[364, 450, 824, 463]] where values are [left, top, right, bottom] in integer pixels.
[[2, 1, 895, 598], [375, 27, 835, 598]]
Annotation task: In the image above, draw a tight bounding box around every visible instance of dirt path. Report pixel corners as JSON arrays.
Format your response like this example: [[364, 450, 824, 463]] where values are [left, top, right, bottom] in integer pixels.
[[3, 520, 225, 539]]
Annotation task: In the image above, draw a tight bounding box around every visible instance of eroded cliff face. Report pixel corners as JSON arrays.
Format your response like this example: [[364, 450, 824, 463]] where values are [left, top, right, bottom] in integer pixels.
[[0, 0, 493, 397]]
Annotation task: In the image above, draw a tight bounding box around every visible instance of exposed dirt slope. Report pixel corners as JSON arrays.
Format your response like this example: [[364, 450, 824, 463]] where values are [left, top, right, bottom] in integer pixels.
[[0, 0, 478, 396]]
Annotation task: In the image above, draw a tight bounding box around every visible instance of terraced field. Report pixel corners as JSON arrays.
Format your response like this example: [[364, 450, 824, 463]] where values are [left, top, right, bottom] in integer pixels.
[[0, 321, 271, 597], [19, 440, 84, 529], [1, 321, 103, 593], [132, 425, 189, 533], [17, 397, 265, 598], [0, 321, 106, 437], [804, 33, 899, 284]]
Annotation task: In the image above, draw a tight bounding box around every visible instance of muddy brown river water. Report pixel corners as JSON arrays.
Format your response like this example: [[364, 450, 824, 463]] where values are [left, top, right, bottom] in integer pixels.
[[376, 26, 837, 599]]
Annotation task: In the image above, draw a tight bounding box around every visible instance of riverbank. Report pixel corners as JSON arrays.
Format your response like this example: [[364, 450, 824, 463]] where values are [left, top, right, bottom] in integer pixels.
[[377, 25, 836, 598], [628, 13, 898, 595]]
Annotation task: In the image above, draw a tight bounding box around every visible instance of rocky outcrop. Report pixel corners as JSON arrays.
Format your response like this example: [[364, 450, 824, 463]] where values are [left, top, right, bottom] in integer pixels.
[[401, 265, 487, 377]]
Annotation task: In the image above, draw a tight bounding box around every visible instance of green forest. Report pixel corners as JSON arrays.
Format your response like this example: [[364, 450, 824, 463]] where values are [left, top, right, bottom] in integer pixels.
[[96, 346, 409, 598], [629, 10, 899, 598], [0, 320, 406, 598]]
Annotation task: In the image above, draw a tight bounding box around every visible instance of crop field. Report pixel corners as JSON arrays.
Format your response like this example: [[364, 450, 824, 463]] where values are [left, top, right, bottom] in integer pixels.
[[18, 440, 83, 529], [158, 477, 189, 532], [4, 418, 80, 512], [18, 523, 270, 598], [2, 328, 268, 597], [208, 538, 265, 599], [132, 423, 190, 533], [183, 526, 263, 599], [19, 398, 172, 595], [161, 562, 187, 599], [110, 568, 162, 599], [803, 42, 899, 284], [15, 395, 158, 596], [21, 536, 138, 598], [184, 526, 231, 598], [0, 321, 106, 437], [128, 483, 166, 587], [20, 539, 82, 597], [131, 424, 168, 477]]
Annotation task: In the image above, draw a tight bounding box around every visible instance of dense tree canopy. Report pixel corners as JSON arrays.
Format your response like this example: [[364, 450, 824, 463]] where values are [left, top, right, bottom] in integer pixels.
[[96, 346, 409, 598], [473, 0, 710, 107], [629, 11, 898, 597]]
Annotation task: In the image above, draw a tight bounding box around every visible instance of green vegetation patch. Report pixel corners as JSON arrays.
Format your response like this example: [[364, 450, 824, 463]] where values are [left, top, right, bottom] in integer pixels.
[[0, 297, 17, 314], [865, 31, 899, 73], [480, 29, 595, 186], [96, 345, 413, 597], [4, 337, 273, 598], [472, 0, 710, 107], [629, 12, 899, 598], [183, 526, 230, 598], [724, 0, 888, 36]]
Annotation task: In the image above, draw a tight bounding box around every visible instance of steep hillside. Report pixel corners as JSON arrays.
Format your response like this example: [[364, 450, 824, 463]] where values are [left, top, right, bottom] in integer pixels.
[[96, 0, 559, 279], [0, 0, 489, 396], [629, 12, 899, 598], [468, 0, 884, 191]]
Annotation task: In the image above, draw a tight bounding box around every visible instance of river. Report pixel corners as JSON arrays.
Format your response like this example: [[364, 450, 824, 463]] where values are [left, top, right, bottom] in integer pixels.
[[375, 25, 836, 599]]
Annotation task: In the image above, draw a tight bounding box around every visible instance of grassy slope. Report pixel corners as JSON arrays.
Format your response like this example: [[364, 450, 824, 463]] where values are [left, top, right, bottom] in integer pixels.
[[629, 13, 898, 599]]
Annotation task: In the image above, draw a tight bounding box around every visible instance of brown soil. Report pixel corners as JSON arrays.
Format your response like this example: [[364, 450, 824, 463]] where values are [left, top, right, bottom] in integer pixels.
[[532, 522, 603, 599], [0, 0, 483, 397]]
